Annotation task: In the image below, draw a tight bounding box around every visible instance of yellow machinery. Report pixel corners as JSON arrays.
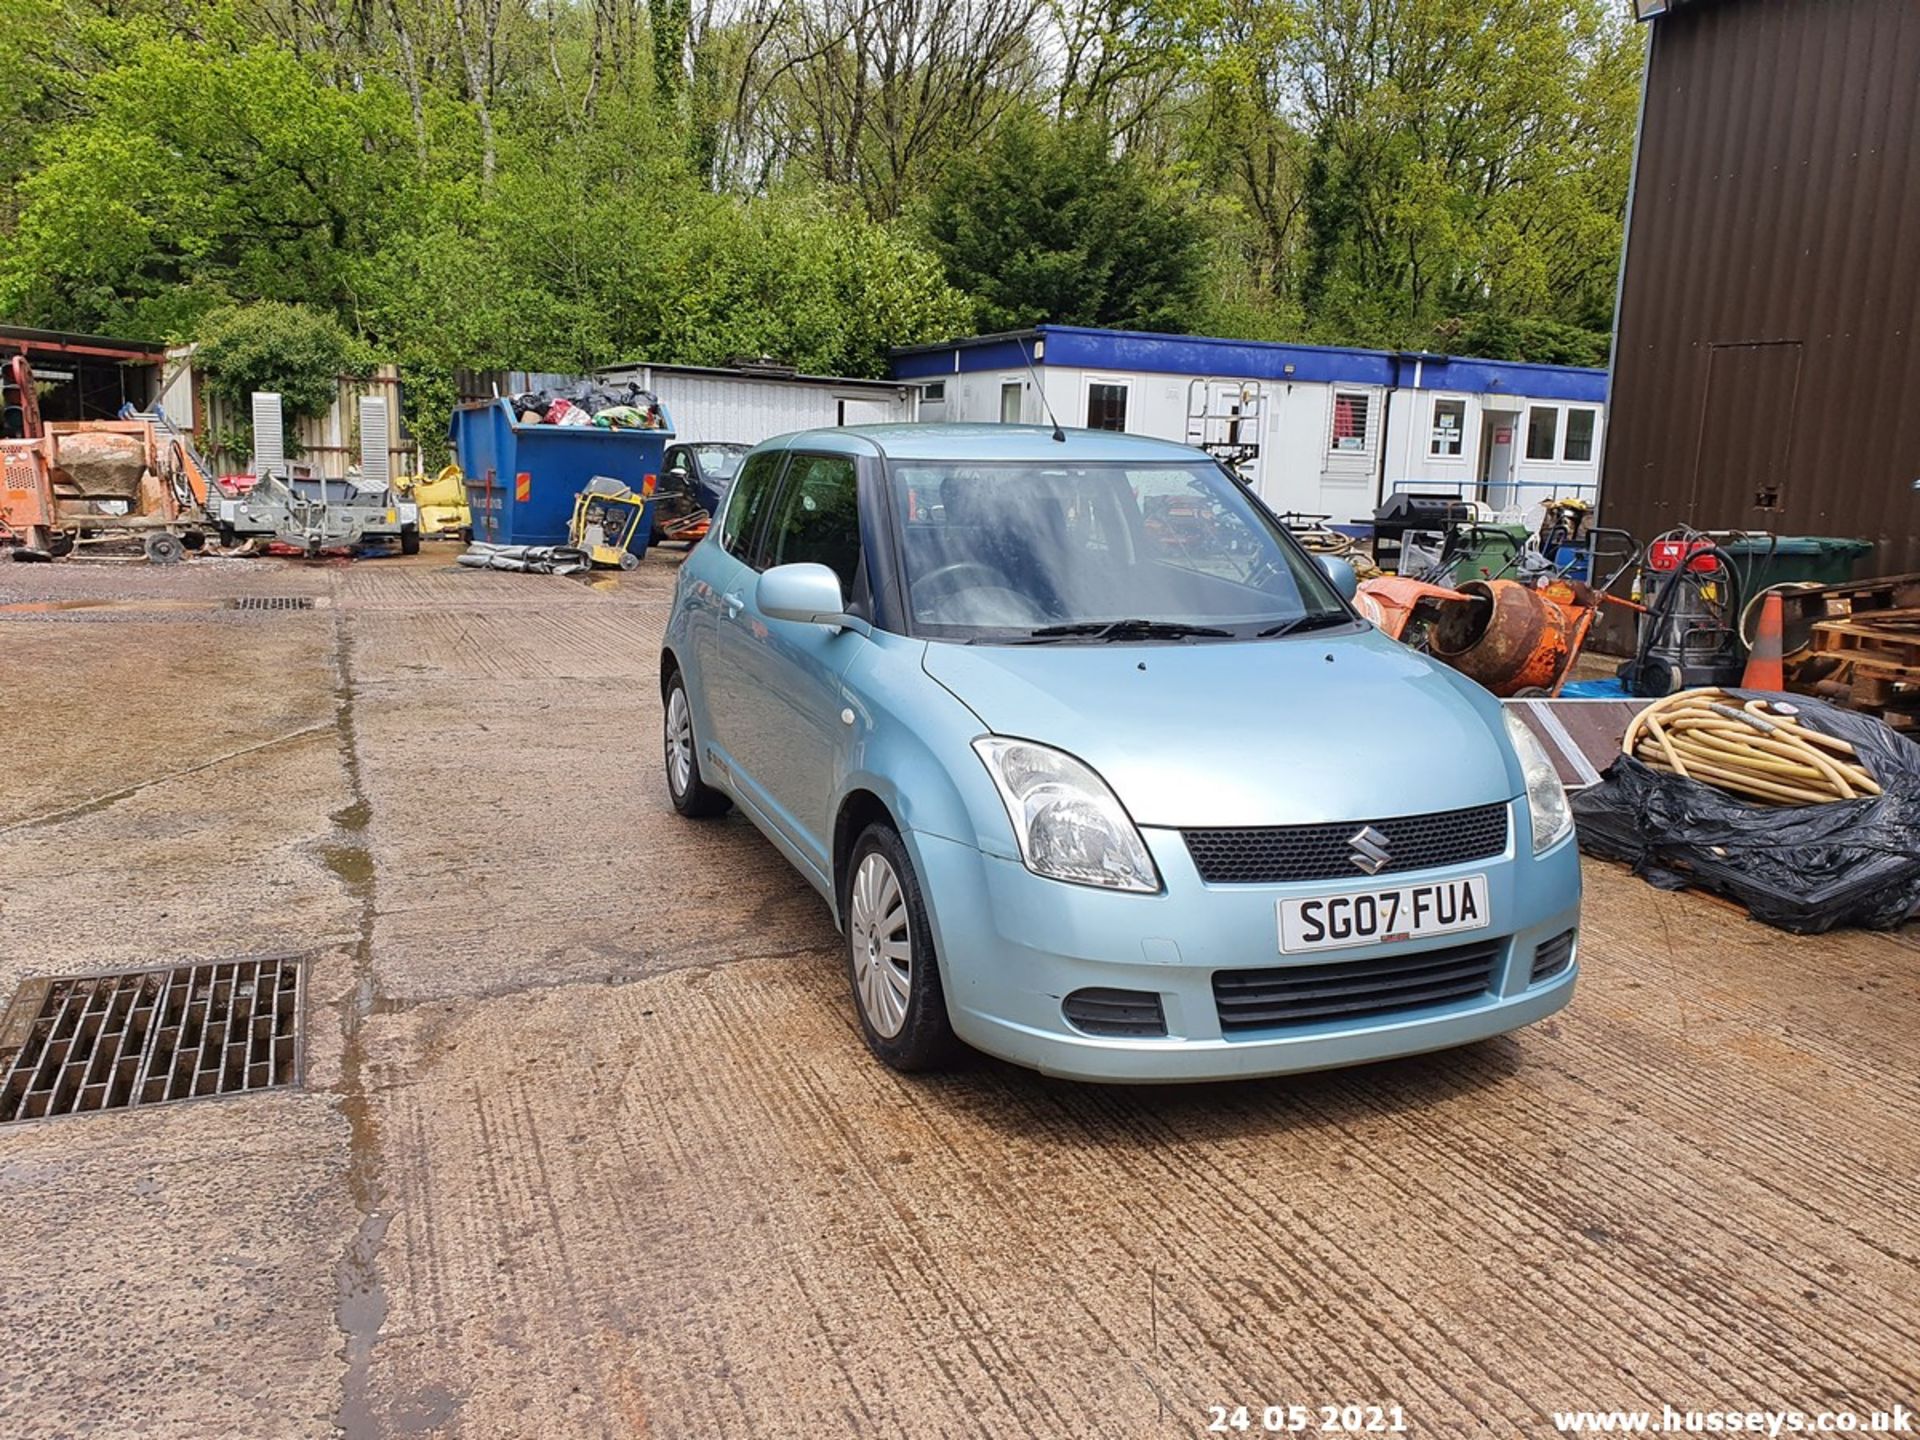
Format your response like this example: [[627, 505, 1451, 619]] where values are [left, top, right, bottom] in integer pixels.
[[568, 475, 655, 569], [394, 464, 471, 537]]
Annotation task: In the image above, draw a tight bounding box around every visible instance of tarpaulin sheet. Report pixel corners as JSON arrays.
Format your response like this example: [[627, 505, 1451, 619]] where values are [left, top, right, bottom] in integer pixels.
[[1572, 690, 1920, 933]]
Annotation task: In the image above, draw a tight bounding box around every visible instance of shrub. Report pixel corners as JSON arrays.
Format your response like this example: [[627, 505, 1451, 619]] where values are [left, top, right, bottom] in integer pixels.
[[193, 303, 368, 419]]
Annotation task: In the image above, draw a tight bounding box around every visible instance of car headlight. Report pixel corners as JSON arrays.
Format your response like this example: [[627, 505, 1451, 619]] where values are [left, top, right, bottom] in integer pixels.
[[1503, 709, 1573, 853], [972, 737, 1161, 893]]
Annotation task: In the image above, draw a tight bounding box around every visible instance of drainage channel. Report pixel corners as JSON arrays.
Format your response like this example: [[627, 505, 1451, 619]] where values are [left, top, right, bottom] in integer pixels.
[[0, 957, 304, 1122]]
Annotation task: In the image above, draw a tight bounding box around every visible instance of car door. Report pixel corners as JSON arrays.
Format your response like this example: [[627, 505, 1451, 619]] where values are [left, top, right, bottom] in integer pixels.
[[688, 446, 787, 779], [720, 451, 870, 876]]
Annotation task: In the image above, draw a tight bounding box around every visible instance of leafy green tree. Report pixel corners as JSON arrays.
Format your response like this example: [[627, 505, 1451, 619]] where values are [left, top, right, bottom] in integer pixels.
[[0, 0, 1641, 387], [924, 113, 1208, 332], [0, 18, 420, 337]]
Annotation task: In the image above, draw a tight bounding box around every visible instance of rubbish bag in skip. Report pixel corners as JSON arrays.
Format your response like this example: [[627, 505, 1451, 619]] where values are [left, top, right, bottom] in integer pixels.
[[1572, 689, 1920, 933]]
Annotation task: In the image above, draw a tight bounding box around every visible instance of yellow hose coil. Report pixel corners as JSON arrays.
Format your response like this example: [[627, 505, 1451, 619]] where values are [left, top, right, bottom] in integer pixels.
[[1623, 689, 1879, 806]]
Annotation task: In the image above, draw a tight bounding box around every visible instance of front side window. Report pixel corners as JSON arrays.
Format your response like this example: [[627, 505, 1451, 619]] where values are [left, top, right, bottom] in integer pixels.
[[999, 381, 1023, 424], [886, 460, 1348, 641], [764, 453, 862, 594], [1430, 398, 1466, 457], [1330, 391, 1371, 452], [1526, 406, 1560, 461], [1086, 382, 1128, 432], [1563, 407, 1597, 463], [719, 449, 784, 566]]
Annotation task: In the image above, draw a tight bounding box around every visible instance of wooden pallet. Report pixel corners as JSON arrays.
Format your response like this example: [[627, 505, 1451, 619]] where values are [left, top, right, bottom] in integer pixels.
[[1780, 571, 1920, 648], [1807, 607, 1920, 729]]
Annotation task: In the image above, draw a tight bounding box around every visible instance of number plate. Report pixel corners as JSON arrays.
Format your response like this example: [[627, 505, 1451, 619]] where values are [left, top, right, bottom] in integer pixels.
[[1278, 875, 1490, 954]]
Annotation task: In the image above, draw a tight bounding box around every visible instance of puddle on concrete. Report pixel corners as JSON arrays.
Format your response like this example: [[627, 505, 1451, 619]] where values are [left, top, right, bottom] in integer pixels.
[[320, 843, 374, 891]]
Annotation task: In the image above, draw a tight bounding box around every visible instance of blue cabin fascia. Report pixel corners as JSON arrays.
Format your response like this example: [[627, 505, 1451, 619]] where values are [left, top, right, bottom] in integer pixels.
[[889, 324, 1607, 405]]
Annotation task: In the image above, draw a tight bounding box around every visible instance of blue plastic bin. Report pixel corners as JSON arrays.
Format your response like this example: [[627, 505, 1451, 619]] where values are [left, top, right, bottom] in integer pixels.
[[449, 398, 675, 549]]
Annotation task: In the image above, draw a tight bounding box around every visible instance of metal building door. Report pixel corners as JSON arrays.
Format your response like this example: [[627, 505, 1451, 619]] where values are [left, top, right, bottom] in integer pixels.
[[1690, 341, 1803, 519]]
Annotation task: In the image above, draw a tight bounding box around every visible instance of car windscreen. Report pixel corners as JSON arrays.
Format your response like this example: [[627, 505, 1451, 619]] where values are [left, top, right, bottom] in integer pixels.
[[886, 460, 1350, 642], [697, 446, 745, 483]]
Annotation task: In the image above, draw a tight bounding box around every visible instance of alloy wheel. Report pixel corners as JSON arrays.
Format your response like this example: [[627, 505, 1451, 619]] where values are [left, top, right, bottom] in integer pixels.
[[849, 852, 911, 1038], [665, 685, 694, 797]]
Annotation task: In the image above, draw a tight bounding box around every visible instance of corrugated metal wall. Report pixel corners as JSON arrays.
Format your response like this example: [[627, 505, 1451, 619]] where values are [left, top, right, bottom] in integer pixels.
[[1601, 0, 1920, 574], [595, 366, 912, 443]]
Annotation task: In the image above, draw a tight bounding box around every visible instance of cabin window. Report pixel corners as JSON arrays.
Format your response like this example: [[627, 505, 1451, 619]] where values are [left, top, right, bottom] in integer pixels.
[[1330, 391, 1371, 452], [1430, 398, 1466, 458], [1563, 407, 1597, 463], [1085, 382, 1129, 432], [1525, 406, 1560, 461]]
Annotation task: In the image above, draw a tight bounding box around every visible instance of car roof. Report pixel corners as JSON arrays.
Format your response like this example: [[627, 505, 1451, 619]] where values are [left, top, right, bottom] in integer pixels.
[[753, 423, 1213, 465]]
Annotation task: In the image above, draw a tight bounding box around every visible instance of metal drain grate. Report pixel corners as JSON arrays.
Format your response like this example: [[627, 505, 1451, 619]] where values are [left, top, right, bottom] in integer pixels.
[[0, 958, 303, 1123], [226, 596, 315, 611]]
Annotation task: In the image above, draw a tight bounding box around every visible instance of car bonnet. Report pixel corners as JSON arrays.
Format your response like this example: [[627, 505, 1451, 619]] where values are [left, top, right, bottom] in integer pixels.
[[921, 628, 1519, 829]]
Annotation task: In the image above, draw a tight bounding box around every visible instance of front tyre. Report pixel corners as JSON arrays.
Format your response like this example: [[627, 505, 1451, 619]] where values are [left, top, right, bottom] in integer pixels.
[[663, 671, 730, 818], [844, 824, 956, 1072]]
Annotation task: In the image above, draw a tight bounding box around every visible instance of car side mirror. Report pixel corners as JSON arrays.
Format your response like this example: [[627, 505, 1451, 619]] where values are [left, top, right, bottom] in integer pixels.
[[758, 562, 852, 629], [1315, 554, 1359, 601]]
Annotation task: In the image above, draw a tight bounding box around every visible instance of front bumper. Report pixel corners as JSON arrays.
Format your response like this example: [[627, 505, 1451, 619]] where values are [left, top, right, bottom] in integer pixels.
[[908, 806, 1581, 1083]]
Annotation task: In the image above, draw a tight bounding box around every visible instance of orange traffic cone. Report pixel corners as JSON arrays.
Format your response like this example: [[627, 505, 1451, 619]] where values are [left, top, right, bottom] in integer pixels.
[[1742, 589, 1786, 690]]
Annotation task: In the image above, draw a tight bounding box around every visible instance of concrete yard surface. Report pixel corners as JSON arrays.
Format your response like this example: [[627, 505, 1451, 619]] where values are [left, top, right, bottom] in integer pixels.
[[0, 552, 1916, 1439]]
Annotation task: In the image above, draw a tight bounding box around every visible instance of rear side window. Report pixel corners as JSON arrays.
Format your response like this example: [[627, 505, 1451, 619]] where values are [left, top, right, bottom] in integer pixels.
[[719, 450, 784, 566], [764, 453, 862, 594]]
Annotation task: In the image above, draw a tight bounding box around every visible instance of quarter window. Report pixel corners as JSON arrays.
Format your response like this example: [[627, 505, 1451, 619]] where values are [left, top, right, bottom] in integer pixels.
[[1430, 398, 1466, 458], [719, 450, 785, 567], [1330, 391, 1371, 452], [1525, 406, 1560, 461], [763, 453, 863, 595], [1086, 382, 1129, 432], [1564, 407, 1597, 463]]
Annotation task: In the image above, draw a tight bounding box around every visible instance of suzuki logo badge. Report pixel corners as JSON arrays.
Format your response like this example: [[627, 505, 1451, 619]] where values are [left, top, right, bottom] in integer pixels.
[[1348, 825, 1392, 875]]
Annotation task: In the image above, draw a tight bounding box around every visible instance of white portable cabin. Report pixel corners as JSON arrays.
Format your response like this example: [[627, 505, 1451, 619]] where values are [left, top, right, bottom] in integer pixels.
[[590, 361, 916, 445], [890, 326, 1608, 523]]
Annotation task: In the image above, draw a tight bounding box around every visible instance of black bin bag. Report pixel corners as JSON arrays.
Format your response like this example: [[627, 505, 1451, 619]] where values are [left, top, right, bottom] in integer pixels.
[[1572, 690, 1920, 933]]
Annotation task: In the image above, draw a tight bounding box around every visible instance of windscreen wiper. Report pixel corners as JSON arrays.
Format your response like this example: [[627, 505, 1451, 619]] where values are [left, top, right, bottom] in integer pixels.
[[1254, 612, 1352, 639], [1014, 618, 1236, 644]]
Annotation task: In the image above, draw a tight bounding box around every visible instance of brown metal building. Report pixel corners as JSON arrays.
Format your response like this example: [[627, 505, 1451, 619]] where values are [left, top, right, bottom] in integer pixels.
[[1602, 0, 1920, 574]]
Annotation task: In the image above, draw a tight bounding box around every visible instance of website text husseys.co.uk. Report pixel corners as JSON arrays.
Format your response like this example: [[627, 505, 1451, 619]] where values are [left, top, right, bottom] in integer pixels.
[[1550, 1404, 1914, 1435]]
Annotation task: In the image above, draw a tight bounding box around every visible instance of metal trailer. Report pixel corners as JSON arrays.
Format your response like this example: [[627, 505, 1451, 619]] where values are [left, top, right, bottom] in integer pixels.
[[209, 393, 420, 556]]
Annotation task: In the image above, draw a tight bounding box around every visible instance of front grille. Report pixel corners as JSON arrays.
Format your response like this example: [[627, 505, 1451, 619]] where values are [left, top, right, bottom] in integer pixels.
[[1213, 939, 1503, 1033], [1062, 987, 1166, 1038], [1531, 929, 1577, 984], [1184, 803, 1509, 885]]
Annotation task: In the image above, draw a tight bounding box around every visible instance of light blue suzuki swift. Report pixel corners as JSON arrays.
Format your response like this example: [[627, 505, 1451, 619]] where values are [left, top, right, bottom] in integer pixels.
[[659, 425, 1580, 1081]]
